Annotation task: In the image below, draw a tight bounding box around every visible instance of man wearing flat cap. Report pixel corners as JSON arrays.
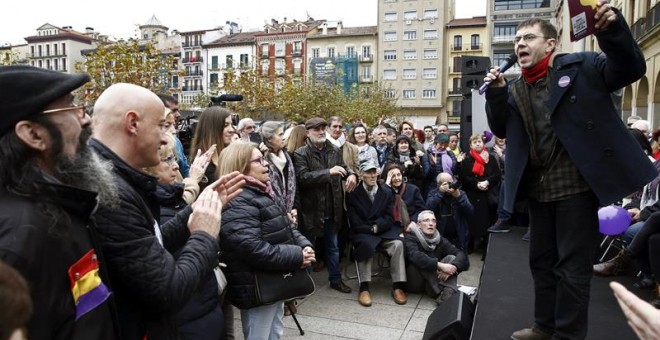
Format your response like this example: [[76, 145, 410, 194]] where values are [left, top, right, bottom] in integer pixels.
[[0, 65, 119, 339], [346, 160, 407, 307], [294, 117, 358, 294]]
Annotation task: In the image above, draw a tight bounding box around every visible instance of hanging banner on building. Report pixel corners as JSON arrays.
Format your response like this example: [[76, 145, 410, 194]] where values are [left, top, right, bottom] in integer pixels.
[[310, 57, 337, 87]]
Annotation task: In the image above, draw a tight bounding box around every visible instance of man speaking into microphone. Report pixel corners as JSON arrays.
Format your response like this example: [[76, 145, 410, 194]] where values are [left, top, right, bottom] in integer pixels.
[[484, 1, 656, 339]]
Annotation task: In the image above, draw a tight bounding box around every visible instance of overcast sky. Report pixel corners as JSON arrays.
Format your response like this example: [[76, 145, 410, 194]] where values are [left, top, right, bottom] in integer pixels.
[[0, 0, 486, 45]]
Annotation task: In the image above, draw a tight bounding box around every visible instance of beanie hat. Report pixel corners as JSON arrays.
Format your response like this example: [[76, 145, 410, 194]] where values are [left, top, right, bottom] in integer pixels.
[[0, 66, 90, 137]]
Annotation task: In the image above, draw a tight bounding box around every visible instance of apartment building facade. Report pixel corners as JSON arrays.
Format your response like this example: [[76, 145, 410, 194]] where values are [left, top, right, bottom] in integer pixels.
[[306, 22, 378, 91], [179, 28, 228, 104], [377, 0, 454, 126], [254, 18, 324, 89], [25, 23, 99, 73], [445, 16, 489, 124], [204, 32, 257, 94]]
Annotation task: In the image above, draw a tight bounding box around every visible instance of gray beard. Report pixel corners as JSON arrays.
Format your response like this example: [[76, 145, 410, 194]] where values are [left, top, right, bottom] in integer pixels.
[[309, 135, 326, 145], [53, 131, 120, 210]]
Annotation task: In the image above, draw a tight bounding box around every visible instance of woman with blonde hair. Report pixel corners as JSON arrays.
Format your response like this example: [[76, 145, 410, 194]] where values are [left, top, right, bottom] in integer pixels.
[[285, 124, 308, 155], [217, 142, 314, 340]]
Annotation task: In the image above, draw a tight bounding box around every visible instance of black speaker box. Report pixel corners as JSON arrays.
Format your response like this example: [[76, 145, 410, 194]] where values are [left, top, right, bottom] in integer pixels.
[[459, 97, 472, 153], [460, 56, 490, 75], [422, 292, 475, 340], [460, 76, 483, 96]]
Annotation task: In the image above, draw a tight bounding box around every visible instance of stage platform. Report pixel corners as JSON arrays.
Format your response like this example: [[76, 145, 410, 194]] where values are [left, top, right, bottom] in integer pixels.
[[471, 227, 645, 339]]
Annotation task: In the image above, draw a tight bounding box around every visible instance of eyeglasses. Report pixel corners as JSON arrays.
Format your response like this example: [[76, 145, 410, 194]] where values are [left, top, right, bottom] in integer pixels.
[[420, 218, 437, 223], [250, 157, 269, 166], [512, 33, 547, 44], [161, 155, 177, 165], [41, 104, 87, 119]]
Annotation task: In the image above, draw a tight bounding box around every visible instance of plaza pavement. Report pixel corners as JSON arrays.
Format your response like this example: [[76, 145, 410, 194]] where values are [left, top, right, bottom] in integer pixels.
[[231, 252, 484, 339]]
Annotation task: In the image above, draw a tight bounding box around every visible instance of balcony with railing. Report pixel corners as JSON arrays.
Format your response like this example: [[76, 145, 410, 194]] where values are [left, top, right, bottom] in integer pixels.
[[633, 3, 660, 43], [261, 52, 269, 59], [182, 85, 204, 92], [360, 75, 373, 83], [182, 57, 203, 64], [452, 44, 463, 51], [492, 35, 515, 44], [470, 43, 482, 50], [359, 54, 373, 63], [449, 87, 462, 95], [293, 68, 302, 75], [184, 71, 204, 77], [292, 49, 302, 56]]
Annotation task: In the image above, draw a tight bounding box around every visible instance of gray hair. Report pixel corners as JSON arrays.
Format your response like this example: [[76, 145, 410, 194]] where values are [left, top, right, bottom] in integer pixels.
[[417, 210, 435, 222], [260, 121, 282, 151], [237, 118, 254, 131]]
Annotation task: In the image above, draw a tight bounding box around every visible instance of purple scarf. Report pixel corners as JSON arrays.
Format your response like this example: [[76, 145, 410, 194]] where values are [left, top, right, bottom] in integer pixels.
[[430, 145, 453, 176]]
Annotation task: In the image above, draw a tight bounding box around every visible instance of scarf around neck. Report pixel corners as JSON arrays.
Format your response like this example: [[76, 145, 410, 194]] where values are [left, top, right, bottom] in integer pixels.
[[521, 52, 553, 84], [244, 175, 274, 199], [267, 150, 297, 213], [410, 224, 441, 251], [391, 184, 410, 228], [470, 148, 488, 176]]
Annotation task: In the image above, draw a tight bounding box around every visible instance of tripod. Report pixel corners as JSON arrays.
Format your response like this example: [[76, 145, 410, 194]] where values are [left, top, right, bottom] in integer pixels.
[[285, 300, 305, 335]]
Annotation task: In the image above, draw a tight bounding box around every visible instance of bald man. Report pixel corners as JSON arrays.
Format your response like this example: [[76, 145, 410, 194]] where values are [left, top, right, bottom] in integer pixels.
[[89, 83, 243, 339]]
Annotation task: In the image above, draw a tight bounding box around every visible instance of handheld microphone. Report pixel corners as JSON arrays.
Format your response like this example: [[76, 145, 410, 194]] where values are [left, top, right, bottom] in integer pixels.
[[478, 54, 518, 95]]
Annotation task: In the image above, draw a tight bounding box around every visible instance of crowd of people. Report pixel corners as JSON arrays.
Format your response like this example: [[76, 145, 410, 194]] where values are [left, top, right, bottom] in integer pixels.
[[2, 2, 660, 339]]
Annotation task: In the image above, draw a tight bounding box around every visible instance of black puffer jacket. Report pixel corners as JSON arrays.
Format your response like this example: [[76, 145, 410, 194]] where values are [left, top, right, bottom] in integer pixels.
[[220, 184, 312, 310], [293, 140, 350, 236], [91, 139, 220, 340]]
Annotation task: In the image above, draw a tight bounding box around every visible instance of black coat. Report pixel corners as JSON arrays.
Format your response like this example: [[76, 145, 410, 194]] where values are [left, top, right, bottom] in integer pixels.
[[154, 183, 224, 340], [220, 185, 312, 310], [91, 139, 220, 340], [0, 182, 118, 340], [388, 183, 427, 224], [486, 12, 657, 213], [459, 151, 501, 238], [404, 234, 468, 273], [346, 183, 401, 262], [294, 140, 351, 236]]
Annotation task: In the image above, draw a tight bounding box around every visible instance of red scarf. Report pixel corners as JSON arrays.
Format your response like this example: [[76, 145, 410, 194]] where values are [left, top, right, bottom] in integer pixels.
[[521, 52, 553, 84], [470, 149, 487, 176]]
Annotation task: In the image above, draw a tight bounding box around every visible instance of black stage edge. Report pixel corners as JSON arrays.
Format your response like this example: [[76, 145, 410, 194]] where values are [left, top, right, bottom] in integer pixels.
[[471, 227, 645, 340]]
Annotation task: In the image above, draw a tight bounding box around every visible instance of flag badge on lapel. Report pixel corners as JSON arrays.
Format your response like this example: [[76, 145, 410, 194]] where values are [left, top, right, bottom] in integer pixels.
[[68, 250, 111, 320]]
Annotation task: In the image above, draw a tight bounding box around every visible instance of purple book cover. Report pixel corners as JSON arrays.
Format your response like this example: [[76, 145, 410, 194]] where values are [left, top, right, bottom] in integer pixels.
[[568, 0, 598, 41]]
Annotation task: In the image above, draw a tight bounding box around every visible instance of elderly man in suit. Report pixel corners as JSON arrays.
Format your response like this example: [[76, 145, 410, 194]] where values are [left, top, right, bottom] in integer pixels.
[[347, 160, 407, 307]]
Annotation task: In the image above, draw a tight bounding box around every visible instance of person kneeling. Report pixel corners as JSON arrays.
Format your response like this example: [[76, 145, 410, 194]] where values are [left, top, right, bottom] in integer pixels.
[[405, 210, 468, 305]]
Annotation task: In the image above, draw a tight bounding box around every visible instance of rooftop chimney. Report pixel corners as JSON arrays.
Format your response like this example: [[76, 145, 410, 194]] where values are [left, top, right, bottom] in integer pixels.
[[337, 21, 342, 35], [322, 22, 327, 35], [85, 27, 94, 34]]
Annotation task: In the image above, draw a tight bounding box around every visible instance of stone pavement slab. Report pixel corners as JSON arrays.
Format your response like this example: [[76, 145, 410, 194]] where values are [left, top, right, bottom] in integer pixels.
[[231, 252, 484, 339]]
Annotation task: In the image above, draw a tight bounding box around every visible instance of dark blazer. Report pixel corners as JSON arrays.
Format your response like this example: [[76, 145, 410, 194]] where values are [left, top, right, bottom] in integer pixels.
[[346, 183, 401, 262], [486, 12, 657, 212]]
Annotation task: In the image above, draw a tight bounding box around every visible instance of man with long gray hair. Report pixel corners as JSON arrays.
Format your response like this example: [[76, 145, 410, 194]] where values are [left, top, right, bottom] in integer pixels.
[[0, 66, 120, 339]]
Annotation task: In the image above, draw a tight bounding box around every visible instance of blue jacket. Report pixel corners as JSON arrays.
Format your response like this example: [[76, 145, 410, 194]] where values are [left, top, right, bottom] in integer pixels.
[[486, 13, 657, 212]]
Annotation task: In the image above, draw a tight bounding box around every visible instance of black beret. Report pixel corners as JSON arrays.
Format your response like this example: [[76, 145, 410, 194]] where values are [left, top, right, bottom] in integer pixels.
[[0, 66, 90, 137]]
